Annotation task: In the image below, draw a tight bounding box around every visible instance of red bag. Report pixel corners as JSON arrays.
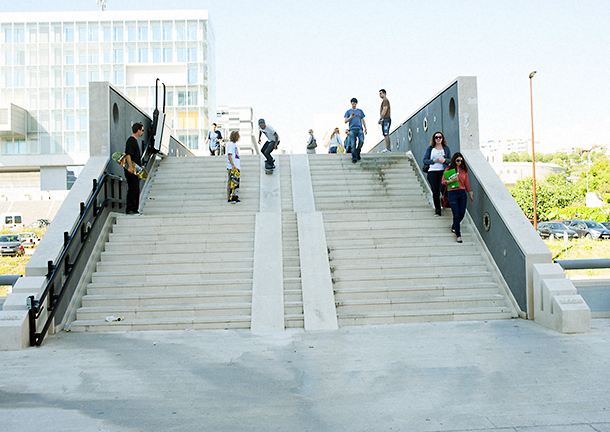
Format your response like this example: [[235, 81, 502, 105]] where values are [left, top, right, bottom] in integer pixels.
[[441, 195, 450, 208]]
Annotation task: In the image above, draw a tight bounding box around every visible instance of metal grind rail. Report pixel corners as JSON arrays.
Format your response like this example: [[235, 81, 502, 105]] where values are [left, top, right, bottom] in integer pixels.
[[27, 172, 127, 347]]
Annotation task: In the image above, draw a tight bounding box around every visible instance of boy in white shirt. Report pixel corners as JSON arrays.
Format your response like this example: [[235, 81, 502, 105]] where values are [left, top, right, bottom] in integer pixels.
[[227, 131, 241, 203]]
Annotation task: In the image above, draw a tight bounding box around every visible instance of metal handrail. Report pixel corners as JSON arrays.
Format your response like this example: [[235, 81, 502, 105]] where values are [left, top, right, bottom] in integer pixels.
[[28, 172, 126, 346], [555, 259, 610, 270]]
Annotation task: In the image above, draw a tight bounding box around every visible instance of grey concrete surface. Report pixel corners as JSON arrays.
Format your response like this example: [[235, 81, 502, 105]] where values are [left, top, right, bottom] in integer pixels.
[[1, 319, 610, 432]]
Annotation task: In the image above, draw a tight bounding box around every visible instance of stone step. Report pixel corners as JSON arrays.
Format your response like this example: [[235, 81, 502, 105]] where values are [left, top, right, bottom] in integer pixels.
[[114, 214, 255, 227], [325, 233, 471, 246], [76, 303, 253, 321], [70, 315, 251, 332], [330, 262, 487, 277], [332, 271, 494, 288], [333, 282, 501, 300], [102, 242, 255, 253], [86, 279, 253, 295], [91, 268, 253, 283], [335, 294, 507, 313], [336, 307, 514, 326], [328, 246, 480, 260], [96, 259, 254, 273], [81, 291, 252, 308]]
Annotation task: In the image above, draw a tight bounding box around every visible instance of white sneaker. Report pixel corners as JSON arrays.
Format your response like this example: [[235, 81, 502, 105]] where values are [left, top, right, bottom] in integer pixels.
[[380, 149, 391, 153]]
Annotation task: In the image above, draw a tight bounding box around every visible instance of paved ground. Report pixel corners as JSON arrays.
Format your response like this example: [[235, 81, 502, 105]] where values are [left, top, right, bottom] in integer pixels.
[[1, 319, 609, 432]]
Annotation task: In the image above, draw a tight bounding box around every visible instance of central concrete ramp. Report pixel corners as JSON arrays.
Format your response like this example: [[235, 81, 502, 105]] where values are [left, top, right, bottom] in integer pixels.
[[70, 153, 515, 333]]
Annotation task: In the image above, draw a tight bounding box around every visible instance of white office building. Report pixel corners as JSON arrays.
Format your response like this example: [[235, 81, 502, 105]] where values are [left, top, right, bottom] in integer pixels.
[[1, 10, 215, 189]]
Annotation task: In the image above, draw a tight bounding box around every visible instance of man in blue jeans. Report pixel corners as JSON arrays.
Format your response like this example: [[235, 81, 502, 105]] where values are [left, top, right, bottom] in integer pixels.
[[344, 98, 367, 163]]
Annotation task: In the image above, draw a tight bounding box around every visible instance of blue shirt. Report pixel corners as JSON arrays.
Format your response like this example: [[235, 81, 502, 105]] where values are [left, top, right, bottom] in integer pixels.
[[208, 130, 220, 149], [344, 109, 365, 130]]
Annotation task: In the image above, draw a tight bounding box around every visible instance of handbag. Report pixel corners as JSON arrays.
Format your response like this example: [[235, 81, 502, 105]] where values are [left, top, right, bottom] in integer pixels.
[[422, 164, 430, 173], [441, 195, 450, 208], [307, 139, 317, 149]]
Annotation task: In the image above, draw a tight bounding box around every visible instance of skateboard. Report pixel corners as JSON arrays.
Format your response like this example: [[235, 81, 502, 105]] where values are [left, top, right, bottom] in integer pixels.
[[112, 152, 149, 180], [265, 167, 275, 175], [229, 169, 240, 201]]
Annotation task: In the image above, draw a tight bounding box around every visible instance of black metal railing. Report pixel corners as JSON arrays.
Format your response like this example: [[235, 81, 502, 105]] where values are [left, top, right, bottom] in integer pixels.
[[27, 172, 126, 346]]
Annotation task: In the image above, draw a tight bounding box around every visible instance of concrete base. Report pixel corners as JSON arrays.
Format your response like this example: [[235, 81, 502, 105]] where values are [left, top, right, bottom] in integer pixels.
[[533, 263, 591, 333]]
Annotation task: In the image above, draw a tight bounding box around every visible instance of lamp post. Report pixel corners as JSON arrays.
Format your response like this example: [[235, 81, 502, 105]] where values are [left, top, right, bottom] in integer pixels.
[[529, 71, 538, 230]]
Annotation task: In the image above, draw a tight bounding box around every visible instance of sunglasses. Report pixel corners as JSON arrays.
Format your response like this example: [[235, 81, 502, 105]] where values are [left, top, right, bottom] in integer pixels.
[[456, 159, 463, 162], [434, 135, 443, 139]]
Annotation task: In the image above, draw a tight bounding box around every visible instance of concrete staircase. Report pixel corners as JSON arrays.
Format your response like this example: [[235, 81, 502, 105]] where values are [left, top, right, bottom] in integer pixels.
[[308, 154, 514, 325], [70, 155, 261, 332], [70, 152, 514, 333]]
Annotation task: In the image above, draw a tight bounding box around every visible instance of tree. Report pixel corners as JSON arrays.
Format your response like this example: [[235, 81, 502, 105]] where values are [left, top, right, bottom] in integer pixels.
[[510, 175, 582, 221], [504, 151, 519, 162], [518, 151, 532, 162]]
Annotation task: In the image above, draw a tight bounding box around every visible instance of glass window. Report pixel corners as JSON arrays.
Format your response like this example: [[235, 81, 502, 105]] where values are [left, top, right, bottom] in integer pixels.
[[16, 51, 25, 65], [104, 70, 111, 81], [88, 52, 99, 64], [128, 26, 136, 41], [65, 71, 74, 86], [113, 49, 123, 63], [166, 91, 173, 106], [14, 28, 25, 43], [28, 26, 37, 43], [128, 48, 136, 63], [88, 27, 99, 42], [103, 26, 111, 42], [176, 26, 185, 41], [113, 70, 124, 85], [138, 26, 147, 41], [88, 71, 99, 82], [79, 71, 87, 86], [79, 136, 88, 153], [177, 48, 186, 62], [65, 51, 74, 64], [187, 25, 197, 40], [66, 136, 75, 152], [177, 91, 186, 106], [78, 27, 86, 42], [113, 27, 123, 42], [79, 114, 87, 130], [65, 26, 74, 42], [104, 49, 111, 63], [138, 48, 148, 63], [65, 92, 74, 108], [79, 92, 87, 108], [187, 68, 197, 84], [187, 91, 197, 106], [188, 135, 198, 150], [79, 50, 87, 64], [152, 26, 161, 41], [152, 48, 161, 63], [187, 48, 197, 62], [5, 51, 13, 66], [163, 48, 172, 62], [66, 115, 75, 131], [163, 25, 172, 40], [5, 28, 12, 44], [14, 72, 25, 87]]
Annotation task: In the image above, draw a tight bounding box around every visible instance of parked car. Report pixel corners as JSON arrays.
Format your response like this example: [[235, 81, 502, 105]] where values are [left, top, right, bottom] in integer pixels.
[[28, 219, 50, 229], [565, 220, 610, 240], [18, 232, 40, 248], [0, 234, 25, 256], [536, 222, 578, 240]]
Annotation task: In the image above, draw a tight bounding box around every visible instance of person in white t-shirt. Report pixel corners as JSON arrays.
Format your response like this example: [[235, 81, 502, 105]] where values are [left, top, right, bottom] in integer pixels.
[[257, 118, 279, 170], [226, 131, 241, 203]]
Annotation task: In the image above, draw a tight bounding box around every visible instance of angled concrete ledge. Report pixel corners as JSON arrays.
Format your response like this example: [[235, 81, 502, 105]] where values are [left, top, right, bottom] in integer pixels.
[[251, 159, 284, 333], [291, 154, 315, 213], [297, 212, 338, 331]]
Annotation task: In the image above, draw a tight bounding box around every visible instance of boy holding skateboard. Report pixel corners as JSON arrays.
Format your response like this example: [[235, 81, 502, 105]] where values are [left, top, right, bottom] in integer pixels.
[[258, 119, 279, 172], [125, 122, 143, 215], [227, 131, 241, 203]]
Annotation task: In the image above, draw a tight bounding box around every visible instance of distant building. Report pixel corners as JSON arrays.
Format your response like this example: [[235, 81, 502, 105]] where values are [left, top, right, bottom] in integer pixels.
[[480, 138, 530, 163], [216, 105, 258, 155], [0, 10, 215, 189], [491, 162, 565, 187]]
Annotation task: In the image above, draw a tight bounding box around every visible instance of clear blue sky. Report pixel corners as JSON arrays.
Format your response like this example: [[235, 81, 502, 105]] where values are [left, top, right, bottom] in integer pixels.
[[6, 0, 610, 154]]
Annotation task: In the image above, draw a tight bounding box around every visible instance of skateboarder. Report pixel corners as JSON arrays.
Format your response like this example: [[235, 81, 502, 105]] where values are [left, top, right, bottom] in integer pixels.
[[227, 130, 241, 203], [344, 98, 367, 163], [258, 119, 279, 171], [124, 122, 143, 215]]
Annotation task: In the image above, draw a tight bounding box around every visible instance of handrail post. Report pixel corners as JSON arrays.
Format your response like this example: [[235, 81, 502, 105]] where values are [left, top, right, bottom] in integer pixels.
[[27, 295, 37, 346]]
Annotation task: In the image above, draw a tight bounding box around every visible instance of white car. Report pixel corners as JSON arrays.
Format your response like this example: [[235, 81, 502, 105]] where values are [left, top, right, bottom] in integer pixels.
[[18, 232, 40, 248]]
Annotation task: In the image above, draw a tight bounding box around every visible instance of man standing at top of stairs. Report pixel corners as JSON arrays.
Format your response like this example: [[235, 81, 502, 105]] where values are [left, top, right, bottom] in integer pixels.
[[344, 98, 367, 163]]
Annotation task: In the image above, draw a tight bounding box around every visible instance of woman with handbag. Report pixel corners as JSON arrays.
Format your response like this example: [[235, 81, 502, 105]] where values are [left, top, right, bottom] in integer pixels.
[[306, 129, 317, 154], [422, 131, 451, 217], [328, 128, 343, 153], [442, 152, 474, 243]]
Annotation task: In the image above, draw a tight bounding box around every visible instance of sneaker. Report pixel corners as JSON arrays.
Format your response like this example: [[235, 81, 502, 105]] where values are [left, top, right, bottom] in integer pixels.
[[127, 211, 141, 216], [380, 149, 391, 153], [456, 237, 463, 243], [229, 199, 241, 204], [352, 159, 357, 164], [433, 212, 441, 217]]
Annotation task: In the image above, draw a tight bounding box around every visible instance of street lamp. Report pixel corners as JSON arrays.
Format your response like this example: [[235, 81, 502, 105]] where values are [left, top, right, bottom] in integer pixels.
[[529, 71, 538, 230]]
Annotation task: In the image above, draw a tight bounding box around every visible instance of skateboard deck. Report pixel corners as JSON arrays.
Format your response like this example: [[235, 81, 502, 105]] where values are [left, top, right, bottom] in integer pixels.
[[229, 169, 240, 201], [265, 168, 274, 174], [112, 152, 149, 180]]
